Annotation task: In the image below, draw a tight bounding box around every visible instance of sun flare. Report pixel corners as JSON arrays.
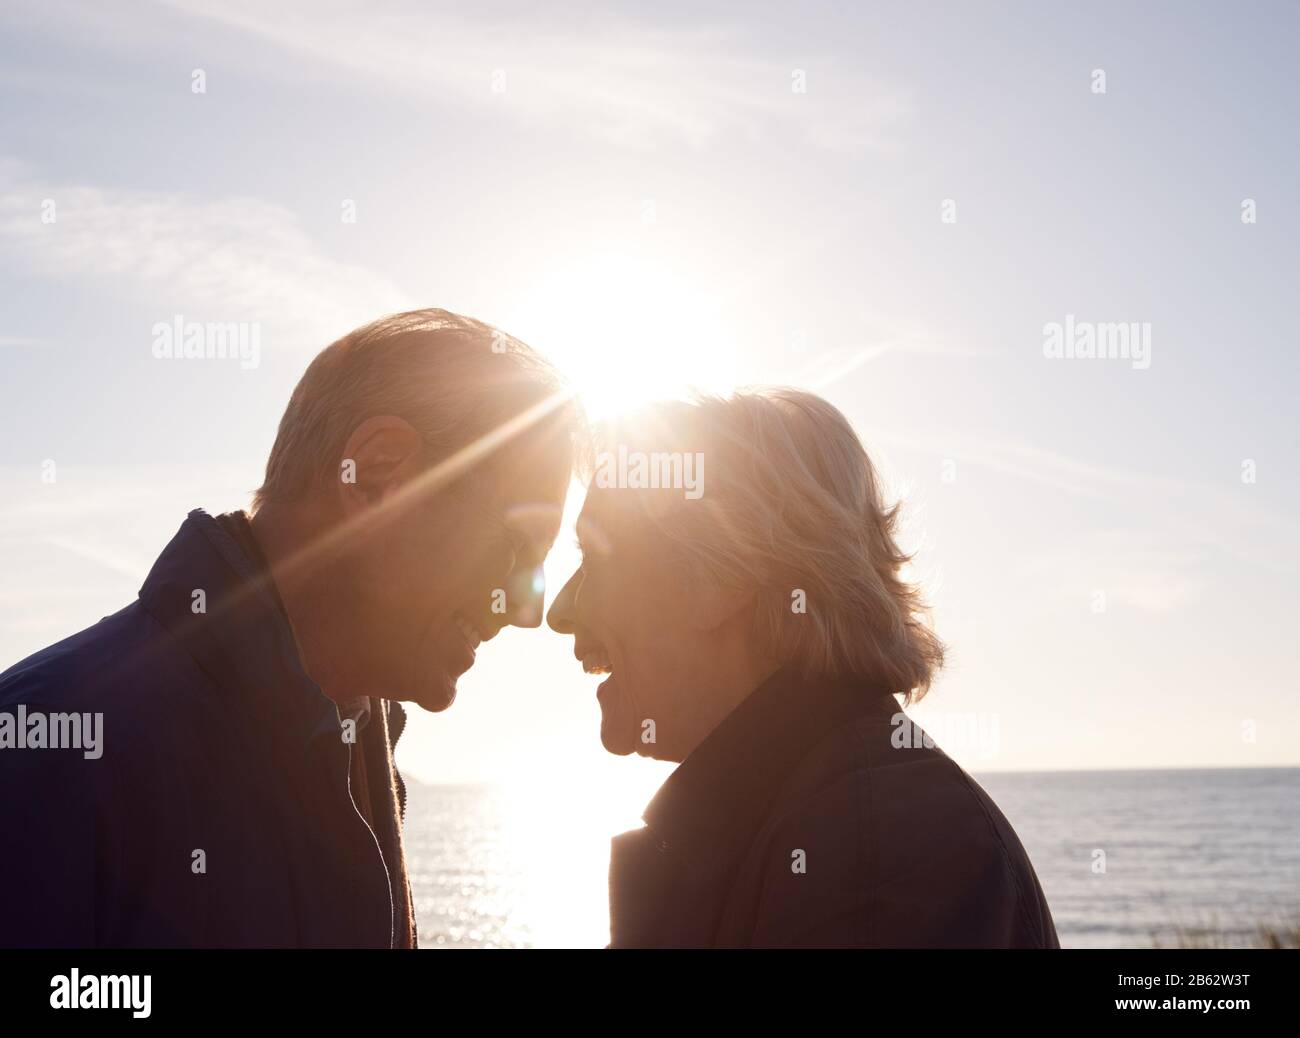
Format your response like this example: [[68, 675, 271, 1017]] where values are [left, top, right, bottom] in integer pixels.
[[515, 250, 740, 421]]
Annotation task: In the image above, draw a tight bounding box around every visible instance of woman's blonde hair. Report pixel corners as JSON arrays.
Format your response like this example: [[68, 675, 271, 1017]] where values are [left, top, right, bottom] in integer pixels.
[[592, 388, 943, 703]]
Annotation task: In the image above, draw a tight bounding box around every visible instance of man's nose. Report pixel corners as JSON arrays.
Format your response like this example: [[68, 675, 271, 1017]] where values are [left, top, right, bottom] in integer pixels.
[[546, 569, 581, 634], [505, 563, 546, 629]]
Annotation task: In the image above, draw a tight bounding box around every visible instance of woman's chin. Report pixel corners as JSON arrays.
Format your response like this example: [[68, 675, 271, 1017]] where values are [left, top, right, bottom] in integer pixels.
[[600, 725, 638, 755], [598, 698, 640, 755]]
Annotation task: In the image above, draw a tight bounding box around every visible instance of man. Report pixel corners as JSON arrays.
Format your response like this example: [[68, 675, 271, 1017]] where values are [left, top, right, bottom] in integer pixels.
[[0, 309, 579, 947], [547, 389, 1059, 948]]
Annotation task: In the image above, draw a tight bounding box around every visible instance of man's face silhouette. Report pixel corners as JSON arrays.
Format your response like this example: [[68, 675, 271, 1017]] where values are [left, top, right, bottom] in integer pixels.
[[336, 424, 571, 713]]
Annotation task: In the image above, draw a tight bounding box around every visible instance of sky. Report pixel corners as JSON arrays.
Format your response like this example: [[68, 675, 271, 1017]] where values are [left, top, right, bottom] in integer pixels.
[[1, 0, 1297, 806]]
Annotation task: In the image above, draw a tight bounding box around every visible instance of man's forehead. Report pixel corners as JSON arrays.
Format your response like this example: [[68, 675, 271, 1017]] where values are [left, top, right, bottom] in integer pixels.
[[504, 498, 565, 541], [481, 461, 565, 541], [491, 444, 570, 508]]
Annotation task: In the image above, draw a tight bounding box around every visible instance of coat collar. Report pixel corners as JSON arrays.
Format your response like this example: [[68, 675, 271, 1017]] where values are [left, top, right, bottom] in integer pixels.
[[136, 509, 358, 754], [640, 665, 898, 875], [137, 508, 410, 948]]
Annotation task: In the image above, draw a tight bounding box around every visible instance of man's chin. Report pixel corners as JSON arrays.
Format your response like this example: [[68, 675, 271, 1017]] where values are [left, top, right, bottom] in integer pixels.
[[388, 668, 459, 713], [402, 631, 467, 712], [417, 672, 459, 713]]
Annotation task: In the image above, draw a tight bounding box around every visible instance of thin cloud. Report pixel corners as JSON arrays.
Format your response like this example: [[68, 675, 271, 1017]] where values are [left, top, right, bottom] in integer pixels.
[[1019, 536, 1210, 615], [874, 427, 1300, 585], [160, 0, 910, 152], [36, 534, 149, 581], [790, 336, 993, 391], [0, 168, 412, 346]]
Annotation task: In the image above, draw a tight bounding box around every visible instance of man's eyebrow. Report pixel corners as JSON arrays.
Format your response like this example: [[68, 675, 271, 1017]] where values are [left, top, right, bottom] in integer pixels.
[[505, 519, 552, 561]]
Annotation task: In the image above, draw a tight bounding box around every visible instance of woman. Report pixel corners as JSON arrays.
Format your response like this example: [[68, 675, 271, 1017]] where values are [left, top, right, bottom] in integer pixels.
[[547, 388, 1059, 948]]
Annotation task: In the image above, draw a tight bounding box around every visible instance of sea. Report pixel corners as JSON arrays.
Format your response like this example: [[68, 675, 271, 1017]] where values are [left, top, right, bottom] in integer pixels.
[[402, 767, 1300, 949]]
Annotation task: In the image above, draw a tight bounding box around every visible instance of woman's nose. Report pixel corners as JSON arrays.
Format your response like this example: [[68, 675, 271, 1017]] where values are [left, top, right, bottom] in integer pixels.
[[546, 569, 582, 634]]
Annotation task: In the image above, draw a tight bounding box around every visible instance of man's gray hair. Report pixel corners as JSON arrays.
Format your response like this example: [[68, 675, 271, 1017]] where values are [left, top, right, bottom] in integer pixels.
[[254, 308, 581, 510]]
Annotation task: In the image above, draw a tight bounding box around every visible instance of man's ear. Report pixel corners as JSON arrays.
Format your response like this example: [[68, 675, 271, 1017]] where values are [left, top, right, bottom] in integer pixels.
[[685, 581, 754, 633], [335, 416, 425, 514]]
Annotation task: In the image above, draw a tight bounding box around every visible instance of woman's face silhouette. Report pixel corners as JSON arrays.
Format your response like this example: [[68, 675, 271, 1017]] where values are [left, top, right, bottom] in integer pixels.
[[547, 486, 740, 762]]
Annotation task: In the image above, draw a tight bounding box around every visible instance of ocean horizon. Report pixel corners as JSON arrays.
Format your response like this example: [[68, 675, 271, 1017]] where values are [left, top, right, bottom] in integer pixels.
[[402, 766, 1300, 949]]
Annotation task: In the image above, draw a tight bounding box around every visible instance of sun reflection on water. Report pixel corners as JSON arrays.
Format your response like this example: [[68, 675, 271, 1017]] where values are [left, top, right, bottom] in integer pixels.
[[404, 758, 671, 948]]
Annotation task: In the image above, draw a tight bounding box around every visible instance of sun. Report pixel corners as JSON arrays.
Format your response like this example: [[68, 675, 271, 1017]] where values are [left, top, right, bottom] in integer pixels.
[[512, 249, 740, 421]]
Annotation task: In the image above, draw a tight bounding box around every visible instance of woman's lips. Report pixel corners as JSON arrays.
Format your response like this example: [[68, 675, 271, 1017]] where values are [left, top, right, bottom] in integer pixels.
[[581, 649, 615, 699]]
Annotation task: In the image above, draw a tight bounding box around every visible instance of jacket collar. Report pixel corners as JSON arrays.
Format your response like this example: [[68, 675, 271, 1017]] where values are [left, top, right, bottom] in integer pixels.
[[137, 508, 350, 753], [641, 664, 898, 875]]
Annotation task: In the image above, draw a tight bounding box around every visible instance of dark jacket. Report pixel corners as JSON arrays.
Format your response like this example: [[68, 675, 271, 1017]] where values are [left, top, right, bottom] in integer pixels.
[[608, 667, 1059, 948], [0, 509, 416, 948]]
